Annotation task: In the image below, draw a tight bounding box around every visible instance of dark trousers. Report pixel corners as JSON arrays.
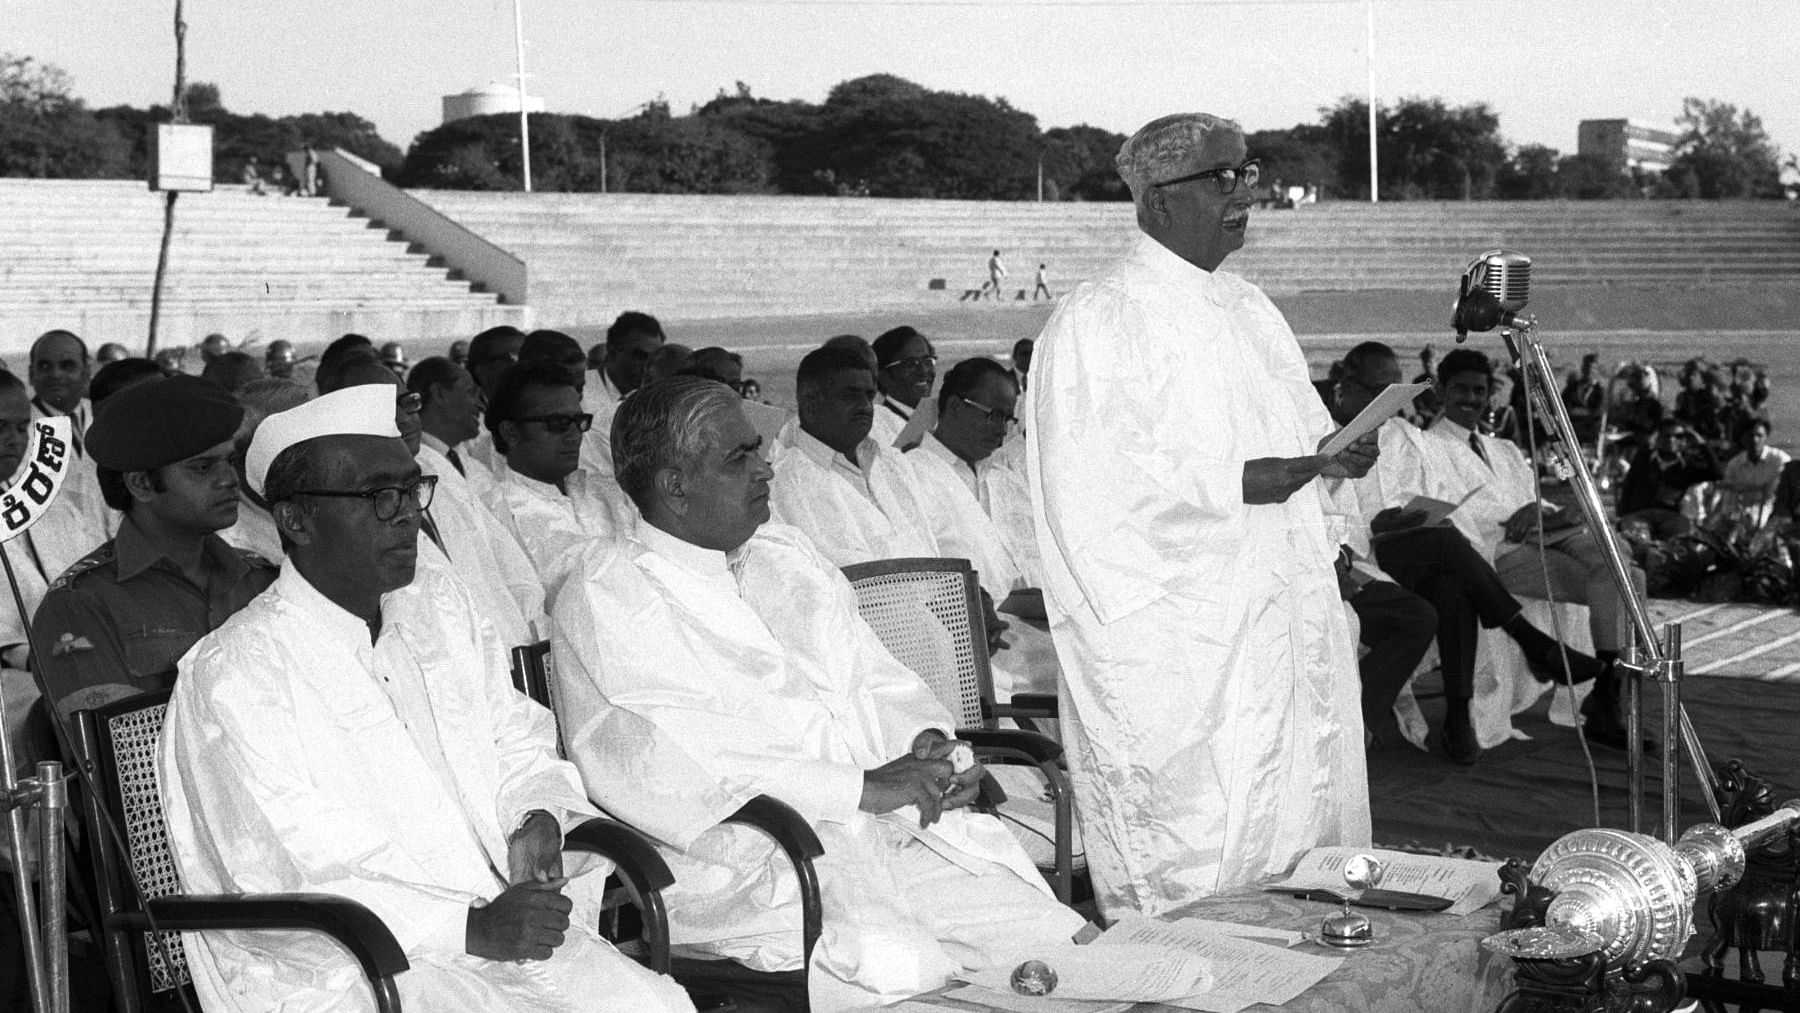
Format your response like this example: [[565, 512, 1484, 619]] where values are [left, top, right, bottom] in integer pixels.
[[1349, 579, 1437, 741], [1373, 526, 1524, 699]]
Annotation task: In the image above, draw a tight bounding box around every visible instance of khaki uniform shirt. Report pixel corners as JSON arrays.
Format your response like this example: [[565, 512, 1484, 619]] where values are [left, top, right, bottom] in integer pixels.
[[33, 513, 277, 719]]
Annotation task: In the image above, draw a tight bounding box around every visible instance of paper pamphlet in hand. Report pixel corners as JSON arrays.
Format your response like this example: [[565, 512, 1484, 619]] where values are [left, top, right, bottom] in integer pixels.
[[1319, 382, 1430, 457], [1095, 917, 1343, 1013], [1404, 486, 1481, 528], [959, 943, 1214, 1003], [1268, 847, 1502, 917]]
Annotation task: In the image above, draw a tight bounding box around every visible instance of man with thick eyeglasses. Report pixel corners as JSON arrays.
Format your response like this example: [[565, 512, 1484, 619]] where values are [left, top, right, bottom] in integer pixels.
[[35, 374, 276, 721], [1026, 112, 1380, 921], [158, 384, 695, 1013], [481, 359, 636, 602]]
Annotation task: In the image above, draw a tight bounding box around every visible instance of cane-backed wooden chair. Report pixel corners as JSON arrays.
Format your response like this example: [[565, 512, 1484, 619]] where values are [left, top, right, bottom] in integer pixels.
[[512, 643, 825, 1013], [840, 557, 1082, 905], [76, 689, 678, 1013]]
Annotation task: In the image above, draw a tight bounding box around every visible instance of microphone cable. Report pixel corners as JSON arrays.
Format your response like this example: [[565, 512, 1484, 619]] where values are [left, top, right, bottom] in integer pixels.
[[1516, 354, 1604, 830]]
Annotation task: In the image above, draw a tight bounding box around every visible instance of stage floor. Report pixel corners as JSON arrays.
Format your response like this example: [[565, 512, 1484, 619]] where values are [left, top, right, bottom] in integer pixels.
[[1371, 599, 1800, 861]]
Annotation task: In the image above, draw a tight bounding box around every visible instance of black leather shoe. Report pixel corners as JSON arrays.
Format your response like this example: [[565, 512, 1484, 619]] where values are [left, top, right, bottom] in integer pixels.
[[1441, 719, 1481, 765]]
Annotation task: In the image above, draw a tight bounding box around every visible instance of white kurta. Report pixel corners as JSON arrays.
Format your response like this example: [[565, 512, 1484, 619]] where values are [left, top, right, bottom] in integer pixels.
[[1418, 419, 1538, 563], [418, 442, 546, 645], [1027, 234, 1370, 920], [220, 494, 282, 564], [31, 396, 114, 545], [159, 563, 693, 1013], [482, 464, 636, 606], [551, 523, 1084, 1011]]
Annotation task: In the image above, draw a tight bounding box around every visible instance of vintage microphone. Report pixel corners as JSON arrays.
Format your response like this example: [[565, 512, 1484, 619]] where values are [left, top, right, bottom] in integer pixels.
[[1451, 249, 1532, 339], [1443, 250, 1723, 839]]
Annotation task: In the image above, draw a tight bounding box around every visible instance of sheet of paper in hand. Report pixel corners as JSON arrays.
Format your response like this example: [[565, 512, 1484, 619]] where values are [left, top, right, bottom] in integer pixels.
[[1267, 847, 1503, 917], [1319, 382, 1431, 457], [1095, 917, 1343, 1013], [1403, 486, 1482, 528], [958, 943, 1214, 1003]]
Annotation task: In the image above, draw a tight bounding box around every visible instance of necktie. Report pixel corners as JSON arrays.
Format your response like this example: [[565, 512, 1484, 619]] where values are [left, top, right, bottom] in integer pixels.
[[421, 508, 449, 560], [445, 447, 466, 477], [1469, 430, 1490, 467]]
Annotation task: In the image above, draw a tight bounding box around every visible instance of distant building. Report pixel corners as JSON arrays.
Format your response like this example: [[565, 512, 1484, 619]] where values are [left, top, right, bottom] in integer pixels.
[[442, 83, 546, 124], [1577, 119, 1680, 175]]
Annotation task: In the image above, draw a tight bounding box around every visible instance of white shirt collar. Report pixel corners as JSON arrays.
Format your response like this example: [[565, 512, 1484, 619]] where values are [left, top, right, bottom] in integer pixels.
[[792, 425, 875, 475], [882, 396, 913, 420], [273, 558, 391, 646], [419, 432, 454, 457], [1130, 232, 1230, 306], [636, 519, 734, 586]]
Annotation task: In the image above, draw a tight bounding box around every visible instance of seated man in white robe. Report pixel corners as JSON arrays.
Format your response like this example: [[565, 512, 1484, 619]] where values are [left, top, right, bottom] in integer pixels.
[[406, 356, 546, 644], [158, 384, 694, 1013], [770, 345, 1014, 653], [479, 359, 636, 604], [1423, 348, 1648, 751], [870, 326, 938, 450], [553, 376, 1087, 1013]]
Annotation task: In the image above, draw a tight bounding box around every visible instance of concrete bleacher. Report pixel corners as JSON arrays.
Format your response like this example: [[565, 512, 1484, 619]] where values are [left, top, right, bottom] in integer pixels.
[[414, 190, 1800, 325], [0, 179, 523, 354]]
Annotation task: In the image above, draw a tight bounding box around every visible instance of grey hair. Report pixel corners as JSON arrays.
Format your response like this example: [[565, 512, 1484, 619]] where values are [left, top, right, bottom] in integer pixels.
[[612, 375, 741, 513], [1115, 112, 1241, 199]]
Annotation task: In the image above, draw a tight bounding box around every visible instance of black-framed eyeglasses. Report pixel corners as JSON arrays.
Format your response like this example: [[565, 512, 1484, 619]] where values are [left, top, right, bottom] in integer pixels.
[[396, 392, 423, 414], [289, 475, 438, 522], [882, 355, 937, 374], [1153, 158, 1262, 195], [513, 412, 593, 434], [955, 394, 1017, 427]]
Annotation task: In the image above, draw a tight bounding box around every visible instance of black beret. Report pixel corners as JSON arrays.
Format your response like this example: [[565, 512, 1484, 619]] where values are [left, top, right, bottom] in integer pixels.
[[87, 374, 244, 472]]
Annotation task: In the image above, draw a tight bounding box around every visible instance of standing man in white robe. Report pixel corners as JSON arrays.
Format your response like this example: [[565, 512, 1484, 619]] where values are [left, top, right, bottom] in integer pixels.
[[158, 384, 693, 1013], [1028, 112, 1378, 920], [554, 377, 1087, 1012]]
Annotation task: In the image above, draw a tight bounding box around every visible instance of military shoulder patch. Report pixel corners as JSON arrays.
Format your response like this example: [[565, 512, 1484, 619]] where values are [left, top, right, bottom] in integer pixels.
[[50, 632, 95, 656], [46, 541, 117, 594]]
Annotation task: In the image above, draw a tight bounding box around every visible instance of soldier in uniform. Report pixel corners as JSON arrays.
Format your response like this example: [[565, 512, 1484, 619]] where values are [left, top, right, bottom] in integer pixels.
[[33, 375, 277, 720]]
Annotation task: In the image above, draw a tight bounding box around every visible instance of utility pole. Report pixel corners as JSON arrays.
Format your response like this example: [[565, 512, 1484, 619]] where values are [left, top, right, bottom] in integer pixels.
[[148, 0, 190, 354], [1366, 0, 1379, 203], [512, 0, 532, 192]]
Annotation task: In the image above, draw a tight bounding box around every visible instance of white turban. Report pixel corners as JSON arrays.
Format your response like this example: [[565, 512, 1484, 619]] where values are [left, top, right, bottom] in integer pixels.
[[245, 384, 400, 495]]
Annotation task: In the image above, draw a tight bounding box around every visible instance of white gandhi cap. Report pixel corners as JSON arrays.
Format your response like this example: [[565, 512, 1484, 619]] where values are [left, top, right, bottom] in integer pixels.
[[245, 384, 401, 496]]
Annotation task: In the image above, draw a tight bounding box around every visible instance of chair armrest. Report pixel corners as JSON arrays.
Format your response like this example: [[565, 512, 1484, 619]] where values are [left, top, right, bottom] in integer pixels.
[[723, 795, 826, 968], [997, 693, 1059, 718], [132, 893, 408, 1009], [564, 817, 675, 974], [958, 728, 1064, 767]]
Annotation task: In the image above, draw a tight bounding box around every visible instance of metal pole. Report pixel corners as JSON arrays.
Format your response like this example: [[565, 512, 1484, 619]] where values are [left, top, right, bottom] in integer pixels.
[[147, 0, 189, 356], [1659, 623, 1684, 845], [1624, 641, 1643, 834], [1037, 158, 1044, 202], [1365, 0, 1378, 203], [1508, 321, 1721, 823], [37, 761, 67, 1013], [512, 0, 532, 193]]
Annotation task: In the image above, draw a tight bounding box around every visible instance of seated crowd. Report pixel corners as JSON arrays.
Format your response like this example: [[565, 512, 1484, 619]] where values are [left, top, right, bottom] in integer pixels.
[[8, 314, 1776, 1009], [0, 318, 1073, 1013]]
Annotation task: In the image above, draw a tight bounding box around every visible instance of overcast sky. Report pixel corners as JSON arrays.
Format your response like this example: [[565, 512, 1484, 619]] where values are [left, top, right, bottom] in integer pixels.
[[10, 0, 1798, 164]]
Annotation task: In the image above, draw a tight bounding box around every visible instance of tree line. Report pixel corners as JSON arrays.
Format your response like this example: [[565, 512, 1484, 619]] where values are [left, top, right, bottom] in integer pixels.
[[3, 53, 1789, 201]]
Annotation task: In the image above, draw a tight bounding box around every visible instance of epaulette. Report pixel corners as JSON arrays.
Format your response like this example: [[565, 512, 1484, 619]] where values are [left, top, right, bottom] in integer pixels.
[[46, 541, 117, 594]]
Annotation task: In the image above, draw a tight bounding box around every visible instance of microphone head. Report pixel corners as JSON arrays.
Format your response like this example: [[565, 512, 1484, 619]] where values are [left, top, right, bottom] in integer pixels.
[[1451, 249, 1531, 336]]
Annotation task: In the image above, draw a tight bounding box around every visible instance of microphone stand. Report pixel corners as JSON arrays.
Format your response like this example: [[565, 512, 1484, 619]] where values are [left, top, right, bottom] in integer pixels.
[[1494, 313, 1721, 837]]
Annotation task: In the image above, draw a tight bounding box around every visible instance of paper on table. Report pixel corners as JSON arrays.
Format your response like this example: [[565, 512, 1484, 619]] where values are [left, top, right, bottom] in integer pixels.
[[1319, 382, 1430, 457], [1172, 918, 1307, 948], [939, 986, 1134, 1013], [1095, 917, 1343, 1012], [1269, 847, 1503, 916], [958, 943, 1214, 1002]]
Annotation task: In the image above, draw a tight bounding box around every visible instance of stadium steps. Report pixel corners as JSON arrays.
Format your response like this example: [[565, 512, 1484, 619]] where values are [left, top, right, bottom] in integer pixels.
[[0, 179, 524, 353], [412, 190, 1800, 323]]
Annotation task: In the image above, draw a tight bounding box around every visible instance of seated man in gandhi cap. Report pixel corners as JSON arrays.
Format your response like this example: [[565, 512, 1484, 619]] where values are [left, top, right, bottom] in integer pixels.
[[551, 375, 1087, 1012], [156, 384, 694, 1013]]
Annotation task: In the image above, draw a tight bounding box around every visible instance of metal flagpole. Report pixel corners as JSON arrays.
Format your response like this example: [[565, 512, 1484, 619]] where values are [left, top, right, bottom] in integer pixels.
[[513, 0, 533, 193], [1365, 0, 1379, 203]]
